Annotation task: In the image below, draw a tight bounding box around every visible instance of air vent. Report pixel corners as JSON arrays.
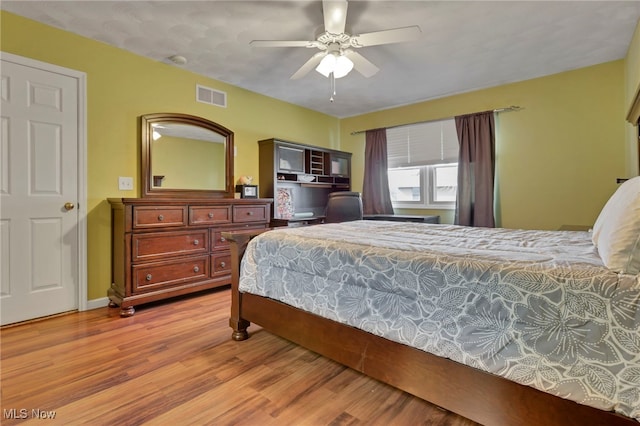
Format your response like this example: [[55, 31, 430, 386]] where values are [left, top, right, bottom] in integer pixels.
[[196, 84, 226, 108]]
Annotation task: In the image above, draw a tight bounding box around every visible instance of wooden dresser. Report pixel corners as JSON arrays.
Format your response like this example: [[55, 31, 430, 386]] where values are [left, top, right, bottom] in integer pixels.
[[108, 197, 271, 316]]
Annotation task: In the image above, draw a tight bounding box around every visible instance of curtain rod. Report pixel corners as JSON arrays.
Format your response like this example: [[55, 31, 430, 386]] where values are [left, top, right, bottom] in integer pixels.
[[349, 105, 523, 136]]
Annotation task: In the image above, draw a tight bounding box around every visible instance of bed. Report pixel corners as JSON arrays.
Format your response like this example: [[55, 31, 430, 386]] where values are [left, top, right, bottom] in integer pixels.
[[226, 178, 640, 426]]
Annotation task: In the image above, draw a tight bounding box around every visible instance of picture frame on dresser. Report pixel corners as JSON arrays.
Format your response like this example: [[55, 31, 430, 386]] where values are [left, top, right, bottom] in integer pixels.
[[235, 184, 258, 198]]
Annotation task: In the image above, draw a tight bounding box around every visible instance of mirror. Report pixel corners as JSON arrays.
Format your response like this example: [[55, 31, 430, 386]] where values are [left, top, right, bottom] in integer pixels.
[[141, 113, 234, 198]]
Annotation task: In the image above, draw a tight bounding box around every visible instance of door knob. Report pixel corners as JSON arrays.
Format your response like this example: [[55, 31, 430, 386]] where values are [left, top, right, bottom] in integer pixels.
[[64, 202, 75, 211]]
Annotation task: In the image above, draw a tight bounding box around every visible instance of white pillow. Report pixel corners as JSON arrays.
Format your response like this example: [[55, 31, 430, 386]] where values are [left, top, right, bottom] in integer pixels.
[[591, 176, 640, 275]]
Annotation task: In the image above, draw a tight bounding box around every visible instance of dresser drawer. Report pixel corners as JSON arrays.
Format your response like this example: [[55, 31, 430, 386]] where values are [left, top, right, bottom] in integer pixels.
[[211, 230, 231, 251], [131, 230, 209, 262], [211, 225, 267, 251], [233, 205, 268, 223], [133, 206, 187, 229], [189, 206, 232, 225], [132, 256, 209, 293], [211, 252, 231, 276]]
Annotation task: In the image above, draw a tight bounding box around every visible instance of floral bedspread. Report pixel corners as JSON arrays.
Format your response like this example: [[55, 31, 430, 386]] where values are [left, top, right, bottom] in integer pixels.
[[239, 221, 640, 420]]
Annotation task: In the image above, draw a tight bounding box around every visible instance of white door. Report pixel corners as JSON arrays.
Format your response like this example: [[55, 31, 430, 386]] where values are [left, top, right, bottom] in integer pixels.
[[1, 54, 84, 325]]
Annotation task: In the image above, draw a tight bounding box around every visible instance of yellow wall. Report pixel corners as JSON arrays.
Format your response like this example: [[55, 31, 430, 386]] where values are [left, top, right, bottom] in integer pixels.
[[624, 18, 640, 176], [1, 11, 635, 302], [341, 61, 626, 230], [1, 11, 339, 300]]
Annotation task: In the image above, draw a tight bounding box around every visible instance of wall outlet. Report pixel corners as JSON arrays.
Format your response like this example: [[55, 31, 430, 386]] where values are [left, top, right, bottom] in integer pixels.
[[118, 176, 134, 190]]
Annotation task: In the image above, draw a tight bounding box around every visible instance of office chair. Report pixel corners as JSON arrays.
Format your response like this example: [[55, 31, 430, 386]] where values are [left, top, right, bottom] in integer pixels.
[[324, 191, 363, 223]]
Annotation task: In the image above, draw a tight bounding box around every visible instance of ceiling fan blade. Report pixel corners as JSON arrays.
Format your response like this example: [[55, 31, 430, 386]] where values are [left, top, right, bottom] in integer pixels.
[[323, 0, 348, 34], [250, 40, 317, 48], [350, 26, 421, 47], [291, 52, 326, 80], [344, 50, 379, 78]]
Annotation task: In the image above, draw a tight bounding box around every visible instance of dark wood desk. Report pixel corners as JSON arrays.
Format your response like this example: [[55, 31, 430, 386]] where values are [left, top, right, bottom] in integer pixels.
[[270, 216, 325, 227], [363, 214, 440, 224]]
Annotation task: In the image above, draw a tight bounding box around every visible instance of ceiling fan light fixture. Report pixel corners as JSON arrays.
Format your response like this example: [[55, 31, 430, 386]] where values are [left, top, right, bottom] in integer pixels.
[[316, 53, 336, 77], [334, 54, 354, 78], [316, 52, 353, 79]]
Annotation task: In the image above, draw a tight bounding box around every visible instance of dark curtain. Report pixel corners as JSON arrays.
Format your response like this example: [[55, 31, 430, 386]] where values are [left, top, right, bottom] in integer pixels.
[[363, 128, 394, 215], [454, 111, 496, 227]]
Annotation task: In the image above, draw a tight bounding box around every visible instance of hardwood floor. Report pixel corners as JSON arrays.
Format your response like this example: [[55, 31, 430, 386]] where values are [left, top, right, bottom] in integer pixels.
[[1, 288, 478, 425]]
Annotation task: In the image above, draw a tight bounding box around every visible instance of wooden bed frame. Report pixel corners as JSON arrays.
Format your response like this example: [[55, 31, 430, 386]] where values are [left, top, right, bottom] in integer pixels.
[[225, 230, 636, 426]]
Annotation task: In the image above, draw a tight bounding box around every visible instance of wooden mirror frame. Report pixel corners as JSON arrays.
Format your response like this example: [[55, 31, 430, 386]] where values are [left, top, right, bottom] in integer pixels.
[[141, 113, 234, 198]]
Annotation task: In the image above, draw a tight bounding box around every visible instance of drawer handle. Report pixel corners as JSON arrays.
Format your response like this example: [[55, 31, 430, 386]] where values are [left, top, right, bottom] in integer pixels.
[[219, 261, 226, 268], [146, 274, 152, 281], [193, 266, 200, 273], [193, 239, 199, 246], [247, 211, 254, 216], [208, 212, 214, 218], [219, 236, 226, 242], [157, 214, 164, 221]]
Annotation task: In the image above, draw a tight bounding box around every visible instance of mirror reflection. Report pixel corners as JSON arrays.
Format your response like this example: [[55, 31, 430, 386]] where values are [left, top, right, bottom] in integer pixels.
[[151, 123, 226, 190]]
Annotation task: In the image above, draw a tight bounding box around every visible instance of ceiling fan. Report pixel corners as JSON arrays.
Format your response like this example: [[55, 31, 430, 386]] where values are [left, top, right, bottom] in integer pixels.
[[249, 0, 421, 81]]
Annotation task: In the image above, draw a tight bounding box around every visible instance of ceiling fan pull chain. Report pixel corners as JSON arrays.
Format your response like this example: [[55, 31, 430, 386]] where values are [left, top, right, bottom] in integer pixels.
[[330, 72, 336, 102]]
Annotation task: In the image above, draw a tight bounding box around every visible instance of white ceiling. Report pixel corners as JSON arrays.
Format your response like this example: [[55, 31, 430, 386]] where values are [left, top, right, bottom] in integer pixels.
[[3, 1, 640, 118]]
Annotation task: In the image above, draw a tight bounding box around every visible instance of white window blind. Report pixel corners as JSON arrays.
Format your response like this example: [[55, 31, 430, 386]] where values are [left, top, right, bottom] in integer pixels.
[[387, 119, 458, 168]]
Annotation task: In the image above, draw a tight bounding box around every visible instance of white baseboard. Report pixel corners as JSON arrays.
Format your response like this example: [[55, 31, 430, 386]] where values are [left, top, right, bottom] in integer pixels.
[[85, 297, 110, 311]]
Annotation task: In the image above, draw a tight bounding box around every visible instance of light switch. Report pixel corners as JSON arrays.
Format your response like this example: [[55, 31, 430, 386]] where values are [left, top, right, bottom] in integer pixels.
[[118, 176, 134, 190]]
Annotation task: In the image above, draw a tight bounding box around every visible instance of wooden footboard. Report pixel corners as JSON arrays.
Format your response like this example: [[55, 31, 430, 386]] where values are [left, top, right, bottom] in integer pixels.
[[225, 231, 636, 426], [223, 230, 266, 341]]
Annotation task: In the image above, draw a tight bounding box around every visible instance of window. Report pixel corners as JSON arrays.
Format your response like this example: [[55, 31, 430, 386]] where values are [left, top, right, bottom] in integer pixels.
[[387, 119, 458, 209]]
